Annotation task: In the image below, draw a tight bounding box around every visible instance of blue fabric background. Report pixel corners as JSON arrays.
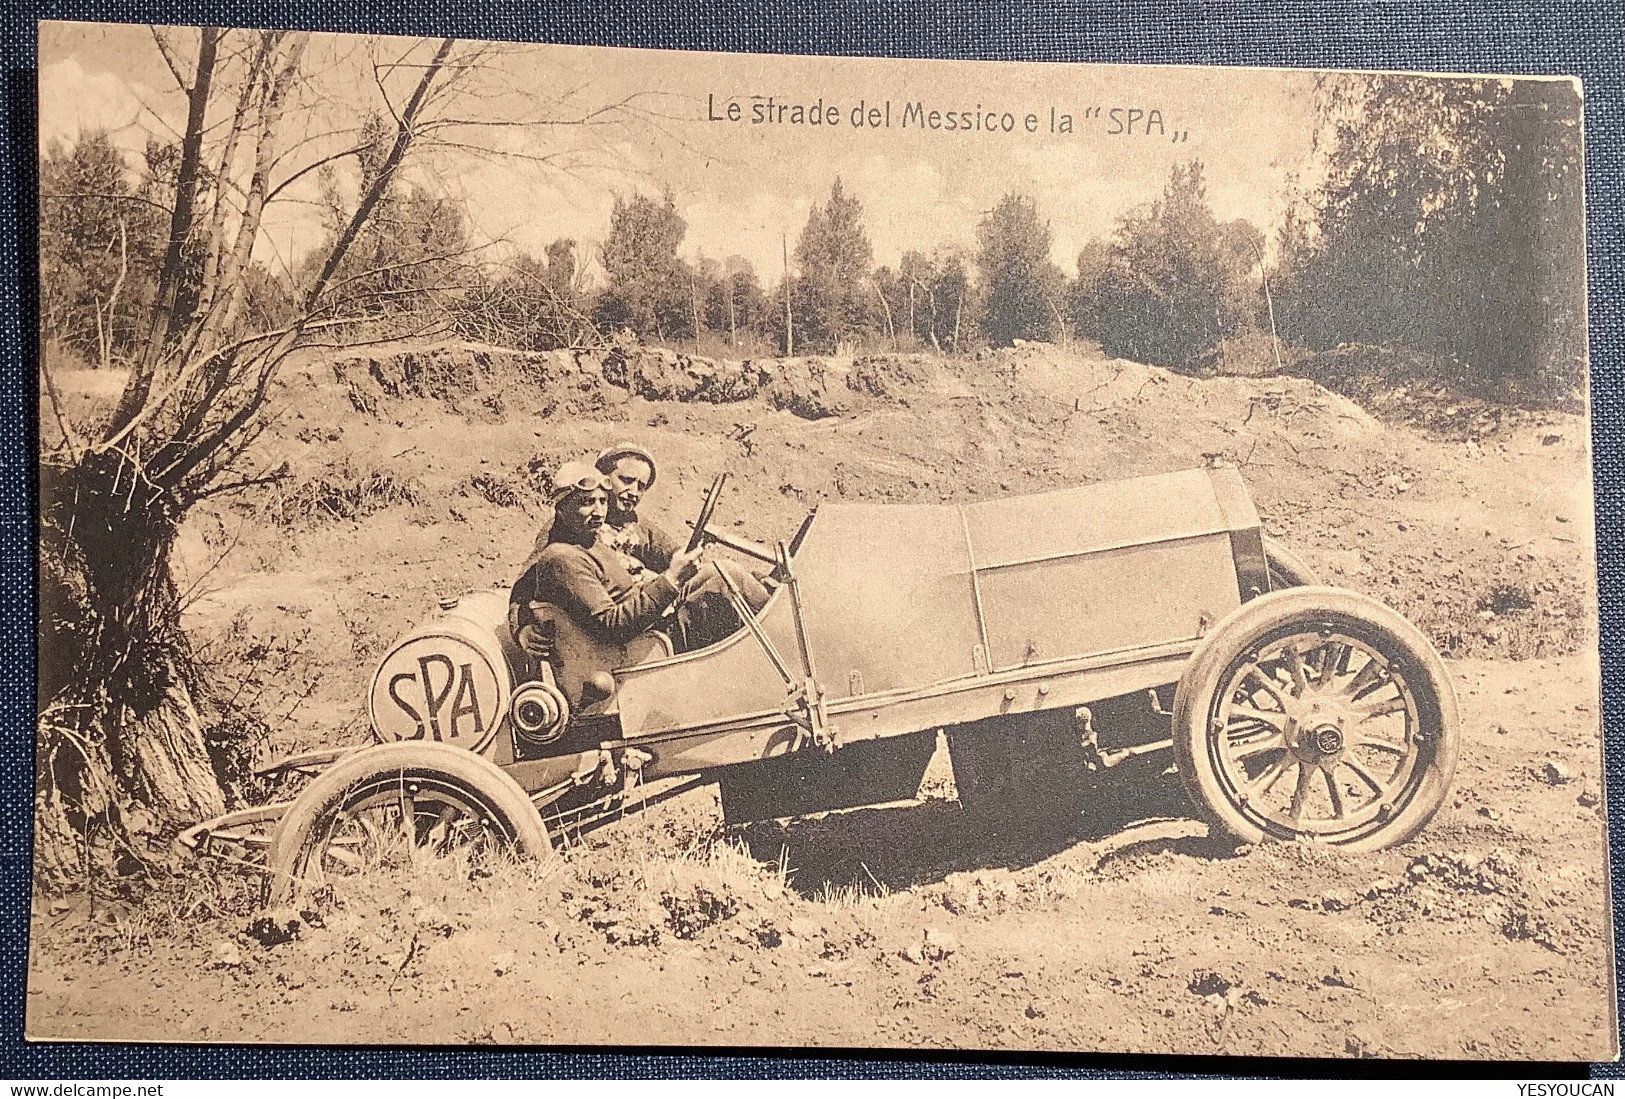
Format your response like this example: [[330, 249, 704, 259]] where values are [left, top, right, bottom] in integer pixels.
[[1, 0, 1621, 1080]]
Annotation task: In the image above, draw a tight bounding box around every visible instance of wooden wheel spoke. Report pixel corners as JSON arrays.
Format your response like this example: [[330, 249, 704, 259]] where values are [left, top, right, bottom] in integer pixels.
[[1228, 733, 1287, 764], [1288, 762, 1316, 820], [425, 805, 459, 850], [1321, 765, 1346, 819], [319, 811, 371, 874], [398, 788, 418, 848], [1245, 754, 1293, 796], [324, 809, 352, 846], [1355, 695, 1408, 720], [324, 845, 365, 872], [1239, 666, 1289, 708], [1284, 645, 1310, 697], [1316, 641, 1347, 685], [1355, 734, 1408, 755], [1343, 656, 1388, 701], [1227, 703, 1288, 732], [1341, 756, 1389, 796]]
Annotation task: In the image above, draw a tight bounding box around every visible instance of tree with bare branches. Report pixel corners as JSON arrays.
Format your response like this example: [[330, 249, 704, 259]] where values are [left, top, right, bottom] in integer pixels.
[[457, 238, 599, 350], [36, 28, 472, 888]]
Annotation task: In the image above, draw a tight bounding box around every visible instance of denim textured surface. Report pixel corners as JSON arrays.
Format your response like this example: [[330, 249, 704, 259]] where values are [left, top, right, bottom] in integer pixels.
[[0, 0, 1621, 1079]]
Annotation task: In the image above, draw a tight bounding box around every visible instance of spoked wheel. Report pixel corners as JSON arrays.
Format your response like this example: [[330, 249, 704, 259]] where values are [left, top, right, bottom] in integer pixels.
[[1173, 587, 1457, 851], [265, 742, 552, 904]]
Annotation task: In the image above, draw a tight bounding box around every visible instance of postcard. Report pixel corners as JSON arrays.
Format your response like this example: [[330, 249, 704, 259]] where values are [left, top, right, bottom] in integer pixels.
[[29, 20, 1613, 1059]]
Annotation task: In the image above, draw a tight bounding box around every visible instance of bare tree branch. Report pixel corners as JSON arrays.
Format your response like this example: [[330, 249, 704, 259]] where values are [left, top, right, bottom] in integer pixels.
[[149, 27, 190, 92], [192, 32, 308, 361], [304, 37, 456, 313], [262, 139, 375, 205], [41, 192, 173, 215]]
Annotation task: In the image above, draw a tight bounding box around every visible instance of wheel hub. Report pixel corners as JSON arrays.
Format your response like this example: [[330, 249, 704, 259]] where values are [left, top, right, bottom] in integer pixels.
[[1287, 697, 1351, 761], [1310, 723, 1344, 756]]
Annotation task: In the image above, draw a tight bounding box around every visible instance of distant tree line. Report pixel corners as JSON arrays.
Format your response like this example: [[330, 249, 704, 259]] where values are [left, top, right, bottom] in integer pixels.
[[42, 73, 1585, 401]]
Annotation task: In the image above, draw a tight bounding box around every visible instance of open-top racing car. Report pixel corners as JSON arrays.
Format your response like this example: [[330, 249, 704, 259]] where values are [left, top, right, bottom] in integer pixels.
[[180, 466, 1457, 901]]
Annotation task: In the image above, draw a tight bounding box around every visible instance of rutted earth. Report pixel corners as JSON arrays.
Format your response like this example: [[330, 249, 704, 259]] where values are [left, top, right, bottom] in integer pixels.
[[28, 339, 1615, 1058]]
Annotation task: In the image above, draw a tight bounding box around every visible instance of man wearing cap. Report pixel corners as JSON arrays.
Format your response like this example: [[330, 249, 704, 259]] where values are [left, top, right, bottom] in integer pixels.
[[595, 442, 772, 649], [593, 442, 681, 580], [510, 461, 704, 658], [516, 443, 680, 582]]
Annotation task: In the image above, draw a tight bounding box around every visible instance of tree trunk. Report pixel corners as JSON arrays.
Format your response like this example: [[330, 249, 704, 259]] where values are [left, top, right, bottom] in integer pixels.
[[111, 26, 221, 435], [126, 661, 225, 821], [36, 454, 228, 883], [690, 275, 702, 352], [194, 33, 304, 357], [37, 31, 459, 891], [868, 278, 895, 347], [782, 234, 794, 356]]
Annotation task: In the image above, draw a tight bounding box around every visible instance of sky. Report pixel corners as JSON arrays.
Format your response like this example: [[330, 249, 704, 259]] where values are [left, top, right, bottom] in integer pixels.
[[39, 21, 1327, 283]]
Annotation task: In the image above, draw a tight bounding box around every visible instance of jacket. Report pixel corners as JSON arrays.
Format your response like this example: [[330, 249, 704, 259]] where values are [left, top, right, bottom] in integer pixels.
[[511, 536, 678, 646]]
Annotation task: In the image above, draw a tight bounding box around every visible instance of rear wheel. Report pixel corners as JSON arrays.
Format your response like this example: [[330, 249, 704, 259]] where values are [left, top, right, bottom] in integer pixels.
[[265, 741, 552, 904], [1172, 587, 1457, 851]]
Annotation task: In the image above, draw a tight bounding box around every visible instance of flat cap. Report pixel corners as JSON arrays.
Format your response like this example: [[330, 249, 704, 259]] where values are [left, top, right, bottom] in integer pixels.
[[595, 442, 658, 488]]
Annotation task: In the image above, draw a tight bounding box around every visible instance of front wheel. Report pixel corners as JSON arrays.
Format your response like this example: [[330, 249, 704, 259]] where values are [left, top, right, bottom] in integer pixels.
[[1172, 587, 1457, 852], [265, 741, 553, 905]]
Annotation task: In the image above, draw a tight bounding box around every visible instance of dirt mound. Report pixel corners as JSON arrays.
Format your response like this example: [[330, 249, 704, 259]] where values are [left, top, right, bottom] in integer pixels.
[[950, 342, 1592, 660], [333, 342, 623, 422], [331, 340, 914, 424], [602, 344, 770, 404], [1249, 843, 1591, 956], [758, 357, 848, 419], [847, 353, 933, 400], [1293, 343, 1563, 441], [600, 345, 859, 419], [1358, 849, 1582, 953]]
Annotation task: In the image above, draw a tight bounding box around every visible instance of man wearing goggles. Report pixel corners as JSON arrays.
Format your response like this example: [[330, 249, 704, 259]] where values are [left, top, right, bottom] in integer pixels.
[[509, 461, 704, 660]]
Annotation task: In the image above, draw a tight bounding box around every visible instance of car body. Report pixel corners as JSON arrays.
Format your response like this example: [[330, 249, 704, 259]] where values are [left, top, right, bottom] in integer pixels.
[[241, 466, 1459, 897], [368, 467, 1259, 792]]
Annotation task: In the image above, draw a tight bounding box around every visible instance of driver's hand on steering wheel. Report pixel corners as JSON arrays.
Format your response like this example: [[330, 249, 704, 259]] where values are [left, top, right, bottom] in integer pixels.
[[663, 544, 705, 588], [516, 623, 554, 659]]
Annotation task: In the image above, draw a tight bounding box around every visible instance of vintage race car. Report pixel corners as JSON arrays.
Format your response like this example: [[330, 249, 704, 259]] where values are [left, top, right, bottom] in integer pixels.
[[210, 466, 1457, 901]]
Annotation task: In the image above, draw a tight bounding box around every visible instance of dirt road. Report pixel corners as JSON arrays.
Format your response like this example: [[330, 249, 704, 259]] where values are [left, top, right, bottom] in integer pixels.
[[29, 340, 1614, 1058], [27, 655, 1613, 1057]]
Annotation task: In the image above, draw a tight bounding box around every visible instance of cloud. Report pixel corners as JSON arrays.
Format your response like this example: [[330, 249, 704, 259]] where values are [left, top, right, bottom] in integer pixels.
[[37, 58, 160, 157], [682, 189, 816, 279], [37, 29, 1321, 295]]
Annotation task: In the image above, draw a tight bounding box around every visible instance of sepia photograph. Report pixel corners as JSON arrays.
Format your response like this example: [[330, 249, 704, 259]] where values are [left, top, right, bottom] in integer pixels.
[[28, 19, 1615, 1059]]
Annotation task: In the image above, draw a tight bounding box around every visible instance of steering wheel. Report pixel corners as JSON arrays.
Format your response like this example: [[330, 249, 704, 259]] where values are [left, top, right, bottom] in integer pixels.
[[684, 472, 729, 553], [668, 473, 729, 649]]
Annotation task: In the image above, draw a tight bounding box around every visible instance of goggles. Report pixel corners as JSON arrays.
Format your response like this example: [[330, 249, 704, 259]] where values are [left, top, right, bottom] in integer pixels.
[[549, 461, 610, 503]]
